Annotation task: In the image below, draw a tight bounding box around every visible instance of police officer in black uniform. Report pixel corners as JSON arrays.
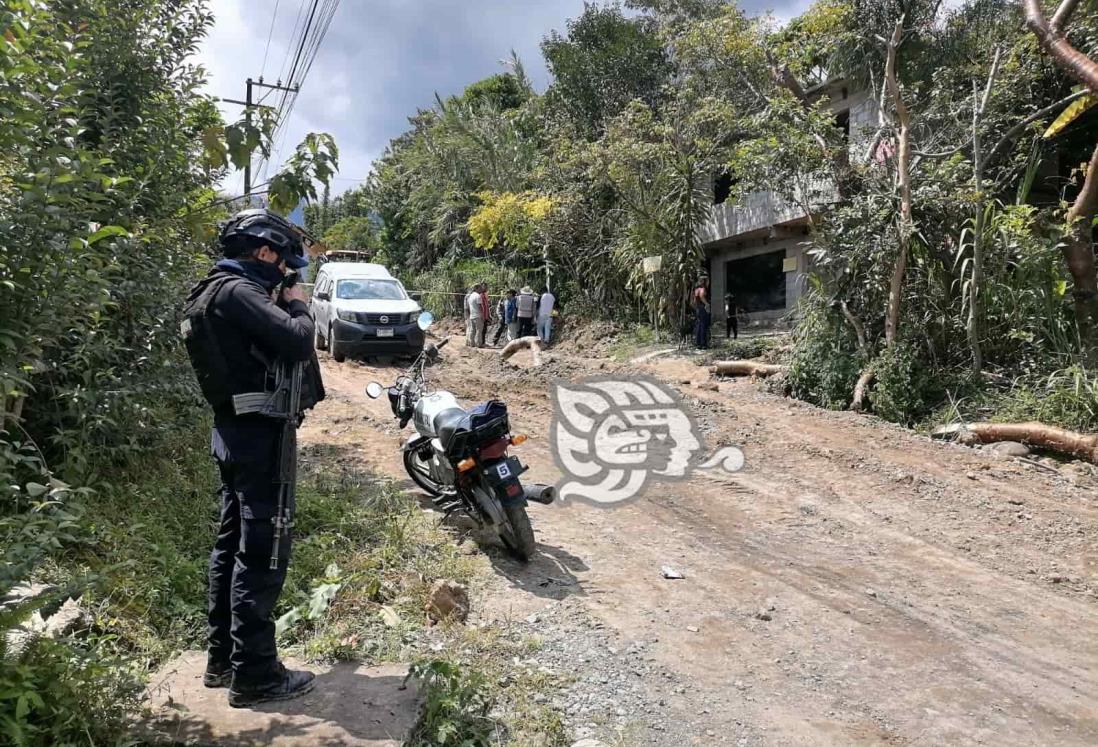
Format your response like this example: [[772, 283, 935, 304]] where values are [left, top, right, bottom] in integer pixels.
[[182, 209, 323, 708]]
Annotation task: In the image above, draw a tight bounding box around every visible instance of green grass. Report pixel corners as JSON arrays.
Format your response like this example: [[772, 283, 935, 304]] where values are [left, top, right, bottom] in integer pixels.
[[276, 463, 479, 664], [407, 626, 570, 747], [14, 423, 567, 745], [923, 364, 1098, 434], [608, 324, 660, 361]]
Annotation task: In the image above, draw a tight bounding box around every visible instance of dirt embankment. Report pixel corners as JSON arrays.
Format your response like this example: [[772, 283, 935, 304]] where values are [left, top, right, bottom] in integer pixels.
[[302, 334, 1098, 746]]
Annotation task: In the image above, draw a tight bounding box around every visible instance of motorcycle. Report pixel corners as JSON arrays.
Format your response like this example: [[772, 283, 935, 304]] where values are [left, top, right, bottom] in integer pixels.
[[365, 312, 555, 561]]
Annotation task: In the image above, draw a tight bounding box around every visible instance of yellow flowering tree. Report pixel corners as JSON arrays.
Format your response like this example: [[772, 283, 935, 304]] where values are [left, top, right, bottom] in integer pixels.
[[467, 190, 554, 252]]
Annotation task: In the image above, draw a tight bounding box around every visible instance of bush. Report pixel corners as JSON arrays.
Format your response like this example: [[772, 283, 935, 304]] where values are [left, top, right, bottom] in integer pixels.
[[0, 637, 141, 746], [870, 339, 948, 426], [408, 659, 498, 746], [786, 298, 863, 410], [931, 365, 1098, 433], [719, 335, 783, 360], [410, 259, 527, 318]]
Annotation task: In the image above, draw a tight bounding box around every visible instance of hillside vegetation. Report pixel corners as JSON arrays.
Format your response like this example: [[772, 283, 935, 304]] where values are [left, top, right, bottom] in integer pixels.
[[309, 0, 1098, 429], [3, 0, 1098, 743]]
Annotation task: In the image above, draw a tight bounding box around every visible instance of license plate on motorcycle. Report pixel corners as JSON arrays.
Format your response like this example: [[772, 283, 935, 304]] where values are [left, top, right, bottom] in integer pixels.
[[484, 456, 525, 486], [376, 328, 394, 337]]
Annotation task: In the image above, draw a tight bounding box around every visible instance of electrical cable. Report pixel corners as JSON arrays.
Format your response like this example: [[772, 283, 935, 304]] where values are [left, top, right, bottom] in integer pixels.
[[257, 0, 342, 182], [259, 0, 322, 173], [259, 0, 282, 80]]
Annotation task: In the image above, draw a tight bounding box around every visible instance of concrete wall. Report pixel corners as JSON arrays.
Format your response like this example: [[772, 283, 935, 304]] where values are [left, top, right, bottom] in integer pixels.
[[696, 80, 872, 328], [698, 189, 822, 246], [708, 236, 810, 323], [697, 82, 877, 249]]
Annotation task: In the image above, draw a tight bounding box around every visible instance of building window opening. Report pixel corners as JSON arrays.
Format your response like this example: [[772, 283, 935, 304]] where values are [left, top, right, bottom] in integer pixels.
[[714, 172, 734, 205], [725, 251, 786, 313], [835, 109, 850, 142]]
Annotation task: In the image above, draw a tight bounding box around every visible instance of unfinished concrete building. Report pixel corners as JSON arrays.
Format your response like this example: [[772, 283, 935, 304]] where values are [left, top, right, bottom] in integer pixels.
[[701, 80, 876, 329]]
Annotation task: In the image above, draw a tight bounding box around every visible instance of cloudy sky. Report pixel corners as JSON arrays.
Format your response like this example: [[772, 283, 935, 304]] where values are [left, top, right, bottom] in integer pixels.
[[196, 0, 813, 197]]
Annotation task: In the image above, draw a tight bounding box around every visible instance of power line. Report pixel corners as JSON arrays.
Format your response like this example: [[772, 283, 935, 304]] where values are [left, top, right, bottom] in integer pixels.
[[275, 0, 309, 86], [257, 0, 342, 182], [259, 0, 282, 79], [258, 0, 322, 177], [281, 0, 321, 99]]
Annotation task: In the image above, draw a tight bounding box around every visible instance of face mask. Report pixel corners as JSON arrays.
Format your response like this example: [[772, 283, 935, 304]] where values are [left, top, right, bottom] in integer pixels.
[[242, 257, 286, 290]]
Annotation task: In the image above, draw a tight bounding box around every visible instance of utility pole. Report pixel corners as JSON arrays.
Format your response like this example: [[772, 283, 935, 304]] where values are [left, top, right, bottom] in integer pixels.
[[223, 77, 299, 198]]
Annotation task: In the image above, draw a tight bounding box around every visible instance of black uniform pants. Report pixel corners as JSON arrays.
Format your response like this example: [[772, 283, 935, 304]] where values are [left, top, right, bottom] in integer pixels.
[[207, 428, 292, 687], [518, 317, 535, 338], [726, 314, 738, 339]]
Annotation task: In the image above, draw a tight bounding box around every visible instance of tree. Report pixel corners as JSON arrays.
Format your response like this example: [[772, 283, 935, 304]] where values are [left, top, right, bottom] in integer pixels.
[[322, 216, 381, 254], [1024, 0, 1098, 360], [0, 3, 336, 736], [541, 3, 672, 135], [592, 96, 735, 325]]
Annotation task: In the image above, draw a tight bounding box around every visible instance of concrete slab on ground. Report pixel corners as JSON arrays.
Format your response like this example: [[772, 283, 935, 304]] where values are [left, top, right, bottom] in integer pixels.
[[139, 651, 419, 746]]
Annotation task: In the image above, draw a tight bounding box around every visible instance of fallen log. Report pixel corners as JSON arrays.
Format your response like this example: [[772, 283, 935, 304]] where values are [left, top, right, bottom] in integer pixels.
[[499, 336, 544, 366], [933, 421, 1098, 464], [709, 361, 787, 378]]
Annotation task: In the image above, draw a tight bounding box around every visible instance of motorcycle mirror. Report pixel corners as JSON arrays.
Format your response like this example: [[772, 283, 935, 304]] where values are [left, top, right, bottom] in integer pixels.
[[416, 311, 434, 331], [365, 382, 383, 399]]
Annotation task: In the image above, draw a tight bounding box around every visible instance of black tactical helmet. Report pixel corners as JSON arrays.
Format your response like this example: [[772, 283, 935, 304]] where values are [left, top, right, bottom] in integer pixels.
[[219, 208, 309, 269]]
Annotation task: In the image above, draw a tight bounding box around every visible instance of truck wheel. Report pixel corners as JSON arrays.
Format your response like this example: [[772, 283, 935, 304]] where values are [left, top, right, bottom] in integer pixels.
[[330, 324, 346, 362]]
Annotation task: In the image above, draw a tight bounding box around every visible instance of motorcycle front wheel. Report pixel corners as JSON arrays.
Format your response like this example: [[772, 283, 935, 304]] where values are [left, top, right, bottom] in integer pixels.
[[403, 447, 444, 497], [498, 503, 536, 562]]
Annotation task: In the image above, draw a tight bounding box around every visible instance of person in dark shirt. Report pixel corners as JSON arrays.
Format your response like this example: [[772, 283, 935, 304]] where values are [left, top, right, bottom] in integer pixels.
[[724, 292, 739, 340], [182, 209, 319, 708], [492, 289, 517, 346], [693, 276, 711, 349]]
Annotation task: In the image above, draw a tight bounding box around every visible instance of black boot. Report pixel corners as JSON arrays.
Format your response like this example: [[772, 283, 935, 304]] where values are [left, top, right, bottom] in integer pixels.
[[205, 663, 232, 689], [204, 660, 233, 688], [228, 665, 316, 708]]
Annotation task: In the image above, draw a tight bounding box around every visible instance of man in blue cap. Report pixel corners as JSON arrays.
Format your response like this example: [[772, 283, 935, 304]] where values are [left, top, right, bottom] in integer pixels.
[[181, 208, 322, 708]]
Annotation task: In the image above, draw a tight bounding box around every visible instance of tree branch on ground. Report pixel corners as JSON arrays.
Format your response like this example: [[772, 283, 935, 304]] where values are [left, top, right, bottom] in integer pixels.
[[935, 421, 1098, 464], [500, 336, 544, 366], [709, 361, 787, 378]]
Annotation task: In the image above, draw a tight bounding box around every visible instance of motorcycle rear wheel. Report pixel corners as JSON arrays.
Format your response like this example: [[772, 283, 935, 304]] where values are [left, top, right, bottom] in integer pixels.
[[498, 504, 536, 562], [403, 448, 444, 497]]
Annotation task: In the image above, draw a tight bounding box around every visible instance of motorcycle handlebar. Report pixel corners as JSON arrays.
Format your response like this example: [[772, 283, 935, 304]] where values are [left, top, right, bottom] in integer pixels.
[[435, 336, 451, 350]]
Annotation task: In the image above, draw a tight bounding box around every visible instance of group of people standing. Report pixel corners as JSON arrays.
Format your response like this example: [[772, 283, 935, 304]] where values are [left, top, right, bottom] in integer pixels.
[[464, 283, 555, 348], [692, 275, 741, 349]]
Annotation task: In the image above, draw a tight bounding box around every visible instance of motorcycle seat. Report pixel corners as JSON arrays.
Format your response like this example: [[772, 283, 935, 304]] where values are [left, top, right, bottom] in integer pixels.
[[433, 407, 469, 449]]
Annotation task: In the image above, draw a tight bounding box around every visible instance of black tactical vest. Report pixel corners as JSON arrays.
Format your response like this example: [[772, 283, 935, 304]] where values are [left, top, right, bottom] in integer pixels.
[[181, 273, 244, 410], [182, 272, 325, 416]]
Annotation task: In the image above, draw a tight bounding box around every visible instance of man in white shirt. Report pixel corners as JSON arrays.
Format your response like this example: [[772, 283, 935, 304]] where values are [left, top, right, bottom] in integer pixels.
[[537, 287, 555, 345], [464, 284, 481, 347], [466, 282, 487, 347]]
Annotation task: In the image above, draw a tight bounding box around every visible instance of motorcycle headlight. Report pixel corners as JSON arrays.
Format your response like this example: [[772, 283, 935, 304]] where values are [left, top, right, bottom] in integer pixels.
[[336, 309, 357, 323]]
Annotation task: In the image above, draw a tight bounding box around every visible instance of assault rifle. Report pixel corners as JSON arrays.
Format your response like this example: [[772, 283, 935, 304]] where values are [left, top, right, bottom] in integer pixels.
[[231, 271, 304, 570]]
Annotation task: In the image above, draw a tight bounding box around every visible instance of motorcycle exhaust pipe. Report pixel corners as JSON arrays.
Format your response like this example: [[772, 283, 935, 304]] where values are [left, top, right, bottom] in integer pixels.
[[524, 483, 557, 505]]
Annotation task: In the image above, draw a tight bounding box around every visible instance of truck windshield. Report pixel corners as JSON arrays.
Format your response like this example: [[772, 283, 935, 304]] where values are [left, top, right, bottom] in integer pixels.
[[336, 279, 406, 300]]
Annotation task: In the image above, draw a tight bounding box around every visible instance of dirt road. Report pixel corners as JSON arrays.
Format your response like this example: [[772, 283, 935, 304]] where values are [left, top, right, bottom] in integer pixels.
[[299, 334, 1098, 746]]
